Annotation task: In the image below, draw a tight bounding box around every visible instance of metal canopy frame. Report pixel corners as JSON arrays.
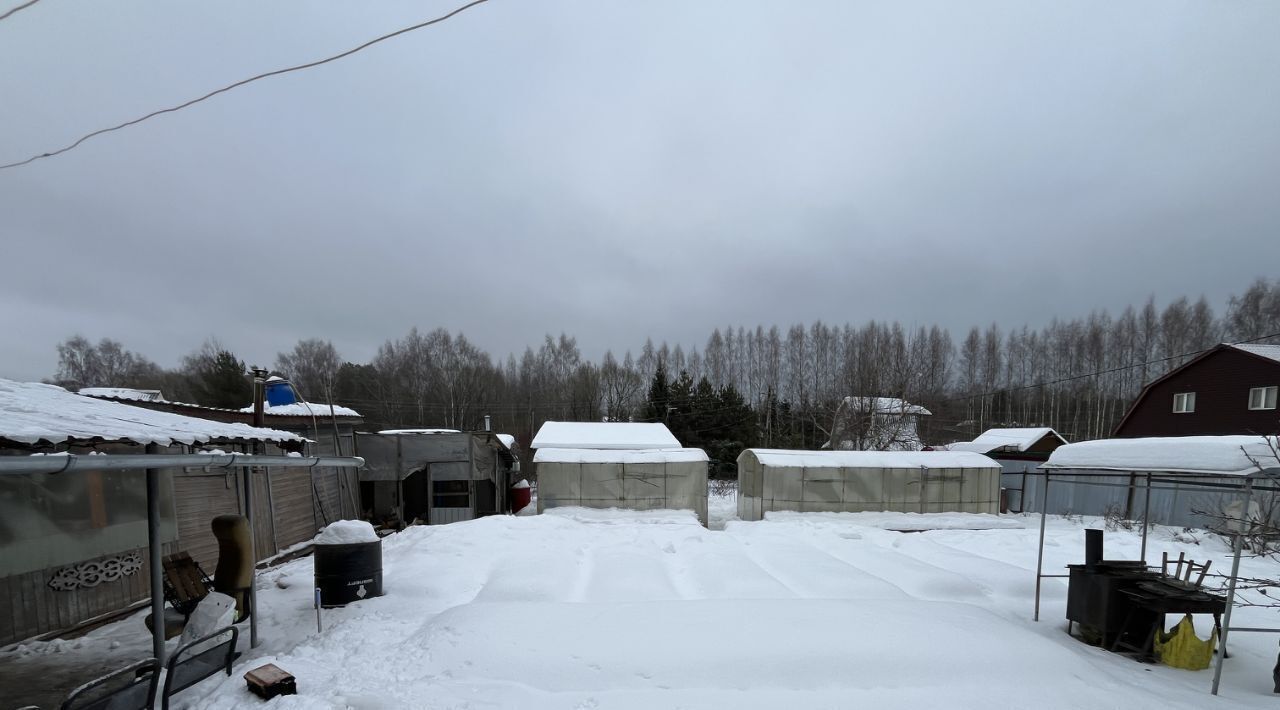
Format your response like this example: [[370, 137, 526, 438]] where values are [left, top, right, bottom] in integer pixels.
[[0, 451, 364, 664], [1028, 466, 1276, 696]]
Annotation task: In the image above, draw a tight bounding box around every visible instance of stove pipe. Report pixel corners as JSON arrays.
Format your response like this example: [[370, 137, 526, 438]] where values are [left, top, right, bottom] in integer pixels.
[[1084, 528, 1103, 568]]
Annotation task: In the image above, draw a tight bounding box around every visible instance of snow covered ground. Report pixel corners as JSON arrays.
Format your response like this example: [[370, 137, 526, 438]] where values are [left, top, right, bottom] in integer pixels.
[[5, 496, 1280, 709]]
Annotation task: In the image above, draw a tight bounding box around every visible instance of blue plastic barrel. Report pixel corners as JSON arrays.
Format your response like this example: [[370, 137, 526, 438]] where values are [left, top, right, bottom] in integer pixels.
[[265, 378, 298, 406]]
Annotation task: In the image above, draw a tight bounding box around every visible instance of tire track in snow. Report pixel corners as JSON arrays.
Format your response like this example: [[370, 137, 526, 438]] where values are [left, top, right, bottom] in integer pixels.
[[732, 532, 905, 599]]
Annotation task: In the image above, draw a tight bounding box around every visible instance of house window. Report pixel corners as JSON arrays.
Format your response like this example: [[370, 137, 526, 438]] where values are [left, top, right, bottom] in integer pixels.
[[1173, 392, 1196, 413], [1249, 386, 1278, 411]]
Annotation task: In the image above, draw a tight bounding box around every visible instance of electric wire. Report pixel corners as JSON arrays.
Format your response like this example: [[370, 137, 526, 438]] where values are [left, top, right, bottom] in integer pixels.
[[0, 0, 491, 170]]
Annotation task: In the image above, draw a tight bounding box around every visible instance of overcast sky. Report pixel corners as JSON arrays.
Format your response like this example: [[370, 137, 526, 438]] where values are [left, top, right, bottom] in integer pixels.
[[2, 0, 1278, 381]]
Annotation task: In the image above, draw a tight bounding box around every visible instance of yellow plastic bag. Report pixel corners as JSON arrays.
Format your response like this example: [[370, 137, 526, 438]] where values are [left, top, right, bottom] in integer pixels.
[[1153, 614, 1217, 671]]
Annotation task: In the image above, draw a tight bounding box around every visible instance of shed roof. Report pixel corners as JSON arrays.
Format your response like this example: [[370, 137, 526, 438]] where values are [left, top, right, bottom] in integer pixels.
[[0, 379, 303, 447], [77, 387, 166, 402], [240, 401, 362, 417], [1044, 435, 1280, 475], [948, 427, 1067, 454], [531, 421, 680, 450], [841, 396, 932, 416], [533, 447, 708, 464], [743, 449, 999, 469]]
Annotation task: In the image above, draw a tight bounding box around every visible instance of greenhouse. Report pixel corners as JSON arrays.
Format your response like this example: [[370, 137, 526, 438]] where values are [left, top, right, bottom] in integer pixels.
[[736, 449, 1003, 521], [533, 447, 709, 525]]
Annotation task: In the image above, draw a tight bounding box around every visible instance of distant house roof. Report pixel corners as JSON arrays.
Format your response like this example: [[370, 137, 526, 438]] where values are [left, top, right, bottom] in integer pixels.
[[533, 447, 708, 464], [243, 402, 362, 418], [496, 434, 516, 450], [0, 379, 303, 448], [1231, 343, 1280, 364], [841, 396, 932, 417], [531, 421, 681, 450], [743, 449, 999, 469], [1044, 435, 1279, 476], [77, 387, 166, 403], [948, 428, 1068, 454]]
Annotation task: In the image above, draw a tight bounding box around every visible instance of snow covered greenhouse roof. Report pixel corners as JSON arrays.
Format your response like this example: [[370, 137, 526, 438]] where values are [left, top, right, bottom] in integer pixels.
[[0, 379, 304, 447], [742, 449, 1000, 469], [533, 447, 708, 464], [1044, 435, 1280, 476], [531, 421, 681, 450]]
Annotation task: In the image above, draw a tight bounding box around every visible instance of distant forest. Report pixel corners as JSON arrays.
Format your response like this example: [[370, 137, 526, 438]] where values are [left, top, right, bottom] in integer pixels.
[[47, 278, 1280, 461]]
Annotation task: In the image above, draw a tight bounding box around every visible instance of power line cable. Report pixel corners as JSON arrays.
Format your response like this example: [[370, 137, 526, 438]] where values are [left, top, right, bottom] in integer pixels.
[[0, 0, 41, 22], [0, 0, 491, 170]]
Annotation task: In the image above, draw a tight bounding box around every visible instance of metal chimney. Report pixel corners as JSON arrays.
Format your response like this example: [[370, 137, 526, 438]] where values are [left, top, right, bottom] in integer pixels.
[[483, 414, 491, 432]]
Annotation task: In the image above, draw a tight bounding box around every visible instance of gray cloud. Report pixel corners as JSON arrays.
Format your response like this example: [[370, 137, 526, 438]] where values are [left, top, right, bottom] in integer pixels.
[[2, 0, 1278, 380]]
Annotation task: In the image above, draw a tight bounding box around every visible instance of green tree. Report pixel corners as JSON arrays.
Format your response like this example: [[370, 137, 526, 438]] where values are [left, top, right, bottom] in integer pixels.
[[185, 347, 251, 409]]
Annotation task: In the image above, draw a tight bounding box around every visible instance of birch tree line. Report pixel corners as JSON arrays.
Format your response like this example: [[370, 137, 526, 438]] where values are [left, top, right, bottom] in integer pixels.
[[50, 279, 1280, 450]]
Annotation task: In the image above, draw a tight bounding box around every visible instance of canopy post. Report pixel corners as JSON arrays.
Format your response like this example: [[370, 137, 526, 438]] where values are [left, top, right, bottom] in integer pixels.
[[1212, 477, 1254, 695], [1034, 472, 1050, 621], [145, 443, 165, 665], [1140, 472, 1153, 562]]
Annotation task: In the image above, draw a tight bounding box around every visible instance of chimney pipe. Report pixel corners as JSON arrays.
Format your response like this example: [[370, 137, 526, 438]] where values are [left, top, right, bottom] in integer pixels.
[[1084, 528, 1103, 568], [483, 414, 491, 432]]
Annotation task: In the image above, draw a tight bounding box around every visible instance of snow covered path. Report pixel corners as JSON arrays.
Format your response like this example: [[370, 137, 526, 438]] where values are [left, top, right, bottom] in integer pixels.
[[7, 507, 1280, 709]]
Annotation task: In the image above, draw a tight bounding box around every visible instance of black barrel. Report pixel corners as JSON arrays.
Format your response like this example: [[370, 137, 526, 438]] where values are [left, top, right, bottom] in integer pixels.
[[314, 540, 383, 607]]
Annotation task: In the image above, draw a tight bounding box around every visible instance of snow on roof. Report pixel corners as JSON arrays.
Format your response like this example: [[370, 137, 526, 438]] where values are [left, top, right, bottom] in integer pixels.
[[842, 396, 932, 417], [531, 421, 681, 450], [240, 401, 362, 418], [496, 434, 516, 450], [533, 447, 709, 464], [1231, 343, 1280, 364], [78, 387, 167, 403], [0, 379, 303, 447], [744, 449, 1000, 469], [948, 427, 1067, 454], [1044, 435, 1280, 475], [377, 428, 461, 435]]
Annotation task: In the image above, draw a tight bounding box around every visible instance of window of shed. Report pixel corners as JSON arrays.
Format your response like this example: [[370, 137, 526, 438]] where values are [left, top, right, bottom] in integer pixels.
[[1249, 386, 1278, 410], [432, 479, 470, 508], [1172, 392, 1195, 413]]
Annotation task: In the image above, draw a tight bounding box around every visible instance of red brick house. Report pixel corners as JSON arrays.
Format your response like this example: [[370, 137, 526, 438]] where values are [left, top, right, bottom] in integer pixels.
[[1113, 343, 1280, 437]]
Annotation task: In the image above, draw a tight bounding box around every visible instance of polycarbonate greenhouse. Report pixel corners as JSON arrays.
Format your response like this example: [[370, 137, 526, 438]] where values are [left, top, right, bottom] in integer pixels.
[[533, 448, 709, 525], [736, 449, 1002, 521]]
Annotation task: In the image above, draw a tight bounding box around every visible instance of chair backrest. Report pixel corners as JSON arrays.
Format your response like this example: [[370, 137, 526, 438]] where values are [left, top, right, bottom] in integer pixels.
[[162, 552, 212, 615], [1161, 551, 1212, 588], [60, 658, 159, 710], [161, 626, 238, 710]]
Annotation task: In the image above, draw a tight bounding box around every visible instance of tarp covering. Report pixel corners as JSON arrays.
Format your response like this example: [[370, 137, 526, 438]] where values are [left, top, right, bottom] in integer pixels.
[[0, 379, 302, 447], [531, 422, 680, 450], [1043, 436, 1279, 475]]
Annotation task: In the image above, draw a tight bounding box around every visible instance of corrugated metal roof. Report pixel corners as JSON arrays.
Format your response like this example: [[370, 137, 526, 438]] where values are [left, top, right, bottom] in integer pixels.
[[0, 379, 303, 447]]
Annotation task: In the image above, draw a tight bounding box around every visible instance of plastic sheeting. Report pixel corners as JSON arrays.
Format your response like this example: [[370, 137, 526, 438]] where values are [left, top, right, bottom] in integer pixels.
[[736, 449, 1002, 521], [535, 454, 709, 525]]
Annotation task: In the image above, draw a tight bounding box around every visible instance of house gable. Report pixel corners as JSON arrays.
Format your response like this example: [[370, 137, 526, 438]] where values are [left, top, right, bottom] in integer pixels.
[[1113, 345, 1280, 437]]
